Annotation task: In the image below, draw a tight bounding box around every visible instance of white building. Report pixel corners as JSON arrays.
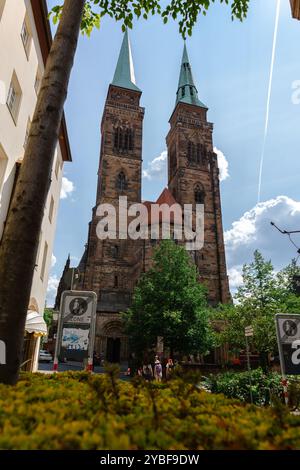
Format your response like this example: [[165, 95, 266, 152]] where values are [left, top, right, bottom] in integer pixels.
[[0, 0, 72, 341]]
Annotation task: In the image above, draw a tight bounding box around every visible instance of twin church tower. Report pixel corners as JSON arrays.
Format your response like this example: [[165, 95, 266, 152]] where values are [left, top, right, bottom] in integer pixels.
[[75, 32, 230, 362]]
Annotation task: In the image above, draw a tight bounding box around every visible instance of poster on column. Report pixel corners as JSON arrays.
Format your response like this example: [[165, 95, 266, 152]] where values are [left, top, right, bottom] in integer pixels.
[[275, 314, 300, 375], [57, 291, 97, 363]]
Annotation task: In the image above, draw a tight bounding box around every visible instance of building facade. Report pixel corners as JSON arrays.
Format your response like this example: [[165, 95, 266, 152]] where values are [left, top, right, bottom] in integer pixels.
[[74, 33, 230, 363], [0, 0, 72, 318]]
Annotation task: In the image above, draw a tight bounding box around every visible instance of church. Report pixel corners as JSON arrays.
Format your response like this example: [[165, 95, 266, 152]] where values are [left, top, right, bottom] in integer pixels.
[[71, 32, 230, 363]]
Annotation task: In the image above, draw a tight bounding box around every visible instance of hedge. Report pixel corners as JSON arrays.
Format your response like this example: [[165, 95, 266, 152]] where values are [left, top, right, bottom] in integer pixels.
[[204, 369, 300, 408], [0, 371, 300, 450], [203, 369, 283, 406]]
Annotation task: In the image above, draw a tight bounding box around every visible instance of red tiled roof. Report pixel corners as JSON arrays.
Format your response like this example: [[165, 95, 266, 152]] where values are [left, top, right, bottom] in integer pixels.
[[141, 188, 182, 226]]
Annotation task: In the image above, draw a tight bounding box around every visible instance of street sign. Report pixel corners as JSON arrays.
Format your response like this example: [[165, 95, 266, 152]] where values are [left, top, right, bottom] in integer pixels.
[[54, 291, 97, 368], [245, 326, 254, 337], [275, 314, 300, 375]]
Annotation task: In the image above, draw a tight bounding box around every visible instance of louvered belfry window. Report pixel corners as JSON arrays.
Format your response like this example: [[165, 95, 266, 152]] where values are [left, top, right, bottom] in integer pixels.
[[114, 127, 134, 153]]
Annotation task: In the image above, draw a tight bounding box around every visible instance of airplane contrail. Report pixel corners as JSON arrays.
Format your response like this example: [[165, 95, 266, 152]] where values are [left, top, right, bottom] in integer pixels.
[[257, 0, 281, 203]]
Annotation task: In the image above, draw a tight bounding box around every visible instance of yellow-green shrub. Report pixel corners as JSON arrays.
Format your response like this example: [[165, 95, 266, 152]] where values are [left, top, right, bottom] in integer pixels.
[[0, 372, 299, 450]]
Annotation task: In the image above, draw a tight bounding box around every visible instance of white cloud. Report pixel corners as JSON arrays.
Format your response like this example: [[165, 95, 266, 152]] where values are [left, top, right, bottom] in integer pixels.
[[214, 146, 229, 182], [60, 177, 75, 200], [143, 150, 167, 181], [46, 274, 60, 307], [225, 196, 300, 292], [142, 148, 229, 183], [51, 254, 57, 268], [227, 266, 243, 292]]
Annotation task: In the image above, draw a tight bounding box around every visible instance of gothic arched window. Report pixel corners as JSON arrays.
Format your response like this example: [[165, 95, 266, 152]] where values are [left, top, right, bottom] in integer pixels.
[[114, 127, 122, 151], [196, 143, 206, 164], [187, 141, 196, 162], [128, 129, 134, 151], [170, 145, 177, 176], [114, 127, 134, 153], [194, 184, 205, 204], [123, 129, 129, 151], [111, 245, 119, 258], [117, 171, 127, 191]]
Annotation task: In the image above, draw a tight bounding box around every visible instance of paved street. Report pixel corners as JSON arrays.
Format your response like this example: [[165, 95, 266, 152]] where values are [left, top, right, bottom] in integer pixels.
[[38, 361, 130, 379]]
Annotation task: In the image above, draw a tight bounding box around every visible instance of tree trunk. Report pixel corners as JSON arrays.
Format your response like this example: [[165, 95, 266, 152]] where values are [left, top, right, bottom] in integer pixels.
[[0, 0, 85, 385]]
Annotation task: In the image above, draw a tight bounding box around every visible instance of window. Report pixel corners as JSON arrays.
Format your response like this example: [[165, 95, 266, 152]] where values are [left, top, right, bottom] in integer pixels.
[[23, 118, 31, 149], [114, 127, 134, 153], [194, 184, 205, 204], [114, 275, 119, 288], [35, 231, 42, 270], [21, 16, 32, 59], [0, 144, 8, 191], [34, 68, 42, 95], [170, 145, 177, 178], [196, 143, 205, 164], [111, 245, 119, 258], [0, 0, 6, 21], [48, 196, 54, 223], [187, 141, 196, 162], [6, 72, 22, 123], [188, 141, 205, 165], [116, 171, 127, 191], [40, 241, 48, 281]]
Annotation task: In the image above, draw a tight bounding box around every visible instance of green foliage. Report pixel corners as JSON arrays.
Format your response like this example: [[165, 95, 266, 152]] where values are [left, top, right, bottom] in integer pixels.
[[50, 0, 250, 38], [212, 252, 300, 362], [123, 240, 213, 357], [204, 369, 283, 406], [43, 308, 54, 328], [1, 372, 300, 450]]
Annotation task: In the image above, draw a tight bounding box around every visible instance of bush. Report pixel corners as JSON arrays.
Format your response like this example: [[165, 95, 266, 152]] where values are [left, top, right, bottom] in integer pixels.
[[204, 369, 300, 407], [0, 371, 300, 450]]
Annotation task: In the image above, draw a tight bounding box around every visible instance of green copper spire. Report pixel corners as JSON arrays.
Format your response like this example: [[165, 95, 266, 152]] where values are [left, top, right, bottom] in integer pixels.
[[111, 31, 141, 92], [176, 43, 207, 108]]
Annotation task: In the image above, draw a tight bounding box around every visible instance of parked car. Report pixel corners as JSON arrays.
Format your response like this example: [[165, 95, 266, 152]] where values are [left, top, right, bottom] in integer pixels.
[[39, 350, 53, 363]]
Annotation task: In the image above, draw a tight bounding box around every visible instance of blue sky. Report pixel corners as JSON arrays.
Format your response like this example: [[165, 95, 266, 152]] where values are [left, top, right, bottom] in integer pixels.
[[47, 0, 300, 304]]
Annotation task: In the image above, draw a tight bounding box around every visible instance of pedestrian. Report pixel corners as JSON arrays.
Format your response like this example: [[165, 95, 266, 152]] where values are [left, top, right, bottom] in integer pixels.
[[142, 362, 153, 381], [166, 358, 174, 380], [154, 359, 162, 382]]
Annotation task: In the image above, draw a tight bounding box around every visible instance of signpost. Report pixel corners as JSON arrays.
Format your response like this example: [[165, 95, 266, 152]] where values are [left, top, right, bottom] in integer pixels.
[[244, 326, 254, 404], [53, 291, 97, 372], [275, 314, 300, 405]]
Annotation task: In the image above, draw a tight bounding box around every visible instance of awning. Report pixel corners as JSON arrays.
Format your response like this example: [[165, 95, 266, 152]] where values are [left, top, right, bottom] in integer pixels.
[[25, 310, 47, 337]]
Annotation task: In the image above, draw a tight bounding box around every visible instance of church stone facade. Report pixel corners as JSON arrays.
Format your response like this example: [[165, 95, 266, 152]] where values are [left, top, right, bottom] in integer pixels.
[[75, 33, 230, 363]]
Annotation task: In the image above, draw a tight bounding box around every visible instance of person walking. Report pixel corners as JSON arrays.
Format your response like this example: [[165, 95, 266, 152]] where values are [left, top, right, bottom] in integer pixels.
[[154, 359, 162, 382], [142, 362, 153, 381], [166, 358, 174, 380]]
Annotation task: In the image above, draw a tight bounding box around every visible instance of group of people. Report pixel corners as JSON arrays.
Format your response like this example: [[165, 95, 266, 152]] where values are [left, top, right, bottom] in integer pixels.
[[137, 357, 176, 382]]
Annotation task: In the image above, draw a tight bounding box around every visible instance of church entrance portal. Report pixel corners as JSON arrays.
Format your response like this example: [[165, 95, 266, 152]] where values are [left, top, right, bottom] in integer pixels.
[[106, 337, 121, 363]]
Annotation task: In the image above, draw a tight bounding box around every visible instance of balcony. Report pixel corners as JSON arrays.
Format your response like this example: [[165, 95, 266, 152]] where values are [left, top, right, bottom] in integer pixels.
[[290, 0, 300, 19]]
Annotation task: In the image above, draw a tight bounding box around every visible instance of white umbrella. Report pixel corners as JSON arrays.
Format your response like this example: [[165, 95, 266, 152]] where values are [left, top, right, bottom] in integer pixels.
[[25, 310, 47, 337]]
